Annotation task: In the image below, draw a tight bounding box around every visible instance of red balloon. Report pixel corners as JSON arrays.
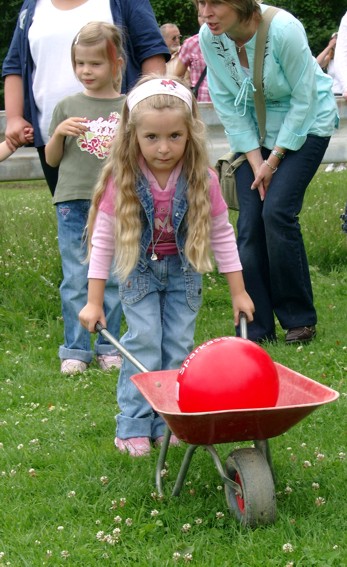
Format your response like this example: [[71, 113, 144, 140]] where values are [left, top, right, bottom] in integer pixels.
[[176, 337, 279, 412]]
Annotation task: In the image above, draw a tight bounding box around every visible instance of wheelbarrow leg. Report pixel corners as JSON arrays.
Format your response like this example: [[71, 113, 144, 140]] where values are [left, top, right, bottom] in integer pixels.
[[171, 444, 199, 496], [155, 426, 172, 497]]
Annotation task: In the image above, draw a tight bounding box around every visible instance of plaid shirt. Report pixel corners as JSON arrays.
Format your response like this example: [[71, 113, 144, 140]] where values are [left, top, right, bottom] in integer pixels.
[[178, 34, 211, 102]]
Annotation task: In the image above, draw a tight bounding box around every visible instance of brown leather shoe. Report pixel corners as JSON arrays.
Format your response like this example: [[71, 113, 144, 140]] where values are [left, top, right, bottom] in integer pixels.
[[285, 326, 316, 344]]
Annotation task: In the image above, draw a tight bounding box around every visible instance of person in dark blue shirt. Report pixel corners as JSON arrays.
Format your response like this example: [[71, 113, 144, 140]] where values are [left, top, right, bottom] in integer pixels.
[[2, 0, 169, 195]]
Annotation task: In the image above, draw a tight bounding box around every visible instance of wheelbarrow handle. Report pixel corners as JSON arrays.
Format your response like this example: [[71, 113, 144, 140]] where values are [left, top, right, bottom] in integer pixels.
[[239, 312, 248, 340], [95, 321, 149, 373]]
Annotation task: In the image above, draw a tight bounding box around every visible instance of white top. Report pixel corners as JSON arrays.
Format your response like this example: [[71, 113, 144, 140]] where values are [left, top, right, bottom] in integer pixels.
[[29, 0, 113, 143], [334, 11, 347, 95], [326, 59, 343, 95]]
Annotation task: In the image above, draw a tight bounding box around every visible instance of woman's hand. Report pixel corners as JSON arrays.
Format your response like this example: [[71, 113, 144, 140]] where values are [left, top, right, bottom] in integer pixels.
[[5, 116, 33, 151], [251, 160, 276, 198], [245, 148, 268, 201]]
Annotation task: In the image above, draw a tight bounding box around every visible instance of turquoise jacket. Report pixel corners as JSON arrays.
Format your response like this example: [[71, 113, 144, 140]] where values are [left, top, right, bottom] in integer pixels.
[[199, 4, 339, 153]]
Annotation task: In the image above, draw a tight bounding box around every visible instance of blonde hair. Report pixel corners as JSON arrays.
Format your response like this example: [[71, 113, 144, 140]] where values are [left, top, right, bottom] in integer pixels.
[[88, 74, 213, 281], [71, 21, 125, 91]]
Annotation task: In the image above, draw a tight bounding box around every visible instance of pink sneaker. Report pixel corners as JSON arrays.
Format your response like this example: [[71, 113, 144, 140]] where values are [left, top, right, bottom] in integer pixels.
[[114, 437, 151, 457], [97, 354, 122, 370], [61, 359, 88, 375], [153, 434, 181, 448]]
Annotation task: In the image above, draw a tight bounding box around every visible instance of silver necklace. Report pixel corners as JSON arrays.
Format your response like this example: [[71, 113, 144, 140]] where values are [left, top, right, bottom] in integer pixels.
[[236, 43, 246, 54], [226, 33, 249, 53], [151, 213, 170, 261]]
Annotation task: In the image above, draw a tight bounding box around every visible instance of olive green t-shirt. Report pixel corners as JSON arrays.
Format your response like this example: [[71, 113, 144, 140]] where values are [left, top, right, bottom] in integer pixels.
[[49, 92, 125, 204]]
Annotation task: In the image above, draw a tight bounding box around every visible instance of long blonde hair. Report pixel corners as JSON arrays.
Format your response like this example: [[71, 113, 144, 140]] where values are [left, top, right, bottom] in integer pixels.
[[88, 74, 213, 281]]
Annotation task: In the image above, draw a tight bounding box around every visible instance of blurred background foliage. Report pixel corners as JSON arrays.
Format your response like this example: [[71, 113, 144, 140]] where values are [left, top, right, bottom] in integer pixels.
[[0, 0, 346, 108]]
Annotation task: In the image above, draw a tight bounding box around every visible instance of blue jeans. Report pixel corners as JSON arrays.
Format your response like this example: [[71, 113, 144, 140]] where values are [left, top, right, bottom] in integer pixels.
[[235, 135, 330, 342], [56, 200, 123, 362], [116, 254, 203, 440]]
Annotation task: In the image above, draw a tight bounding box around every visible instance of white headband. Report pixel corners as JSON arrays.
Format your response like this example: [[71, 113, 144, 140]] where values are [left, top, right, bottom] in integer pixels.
[[127, 78, 193, 112]]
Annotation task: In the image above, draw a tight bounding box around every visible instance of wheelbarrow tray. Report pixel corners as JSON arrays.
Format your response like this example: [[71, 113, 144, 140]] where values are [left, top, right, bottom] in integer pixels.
[[131, 362, 339, 445]]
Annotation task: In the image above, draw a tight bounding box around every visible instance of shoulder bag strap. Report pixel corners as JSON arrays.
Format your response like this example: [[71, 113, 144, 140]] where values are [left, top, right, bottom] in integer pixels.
[[253, 6, 280, 144], [192, 66, 207, 97]]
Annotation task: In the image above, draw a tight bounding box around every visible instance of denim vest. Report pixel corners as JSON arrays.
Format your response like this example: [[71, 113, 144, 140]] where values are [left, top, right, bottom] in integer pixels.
[[136, 172, 191, 273]]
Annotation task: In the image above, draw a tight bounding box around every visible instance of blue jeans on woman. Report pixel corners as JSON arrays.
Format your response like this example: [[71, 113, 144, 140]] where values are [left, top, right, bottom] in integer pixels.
[[116, 254, 203, 440], [235, 135, 330, 342], [56, 200, 122, 363]]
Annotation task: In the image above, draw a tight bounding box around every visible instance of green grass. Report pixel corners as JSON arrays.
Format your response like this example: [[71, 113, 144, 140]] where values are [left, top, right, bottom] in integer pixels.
[[0, 174, 346, 566]]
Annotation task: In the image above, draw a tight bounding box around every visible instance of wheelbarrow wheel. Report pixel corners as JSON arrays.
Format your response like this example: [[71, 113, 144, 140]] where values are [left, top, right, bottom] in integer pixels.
[[224, 447, 276, 527]]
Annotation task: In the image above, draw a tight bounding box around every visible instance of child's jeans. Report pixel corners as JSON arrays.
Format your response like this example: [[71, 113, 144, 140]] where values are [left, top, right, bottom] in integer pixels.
[[56, 199, 122, 363], [116, 254, 203, 440]]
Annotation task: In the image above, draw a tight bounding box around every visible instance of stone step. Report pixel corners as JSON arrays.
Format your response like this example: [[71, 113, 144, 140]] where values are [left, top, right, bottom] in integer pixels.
[[1, 98, 346, 182], [0, 146, 44, 182]]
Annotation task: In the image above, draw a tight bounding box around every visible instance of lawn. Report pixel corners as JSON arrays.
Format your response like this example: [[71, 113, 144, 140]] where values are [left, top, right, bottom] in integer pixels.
[[0, 173, 346, 566]]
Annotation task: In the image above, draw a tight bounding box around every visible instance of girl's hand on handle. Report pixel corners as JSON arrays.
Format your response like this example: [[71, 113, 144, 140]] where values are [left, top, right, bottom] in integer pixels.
[[79, 303, 106, 334], [224, 271, 255, 326], [232, 291, 255, 326]]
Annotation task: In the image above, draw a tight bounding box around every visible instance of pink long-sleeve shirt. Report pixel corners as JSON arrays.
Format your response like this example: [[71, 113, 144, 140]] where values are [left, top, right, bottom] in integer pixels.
[[88, 162, 242, 279]]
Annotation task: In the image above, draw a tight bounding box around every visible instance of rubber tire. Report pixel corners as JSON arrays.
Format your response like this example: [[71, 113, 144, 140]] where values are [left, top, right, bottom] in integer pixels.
[[224, 447, 276, 527]]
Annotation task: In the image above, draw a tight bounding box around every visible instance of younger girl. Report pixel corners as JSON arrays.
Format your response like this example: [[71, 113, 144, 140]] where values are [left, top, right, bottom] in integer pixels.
[[45, 21, 125, 374], [0, 128, 33, 162], [79, 76, 254, 456]]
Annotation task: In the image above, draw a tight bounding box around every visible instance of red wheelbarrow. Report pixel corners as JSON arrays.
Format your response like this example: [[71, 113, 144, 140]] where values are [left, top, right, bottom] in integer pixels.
[[96, 319, 339, 527]]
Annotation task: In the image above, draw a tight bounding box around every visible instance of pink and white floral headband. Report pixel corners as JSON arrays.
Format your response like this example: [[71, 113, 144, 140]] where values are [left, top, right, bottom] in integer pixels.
[[127, 78, 193, 112]]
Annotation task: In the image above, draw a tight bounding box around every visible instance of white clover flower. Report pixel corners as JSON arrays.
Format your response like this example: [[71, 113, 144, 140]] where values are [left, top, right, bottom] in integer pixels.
[[195, 518, 203, 525], [28, 468, 36, 477], [338, 452, 345, 460], [125, 518, 133, 526], [100, 476, 109, 485], [160, 468, 168, 477], [282, 543, 294, 553], [312, 482, 320, 490], [217, 485, 223, 491], [17, 444, 24, 450], [61, 550, 70, 558], [119, 497, 126, 507], [315, 496, 326, 506], [114, 515, 122, 524], [181, 523, 191, 532], [216, 511, 225, 519], [183, 553, 193, 562], [316, 453, 325, 461], [46, 550, 52, 557], [303, 460, 312, 468], [173, 552, 181, 561], [150, 509, 159, 517], [67, 491, 76, 498], [285, 486, 293, 494], [57, 526, 64, 531], [96, 531, 105, 541], [112, 528, 121, 536]]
